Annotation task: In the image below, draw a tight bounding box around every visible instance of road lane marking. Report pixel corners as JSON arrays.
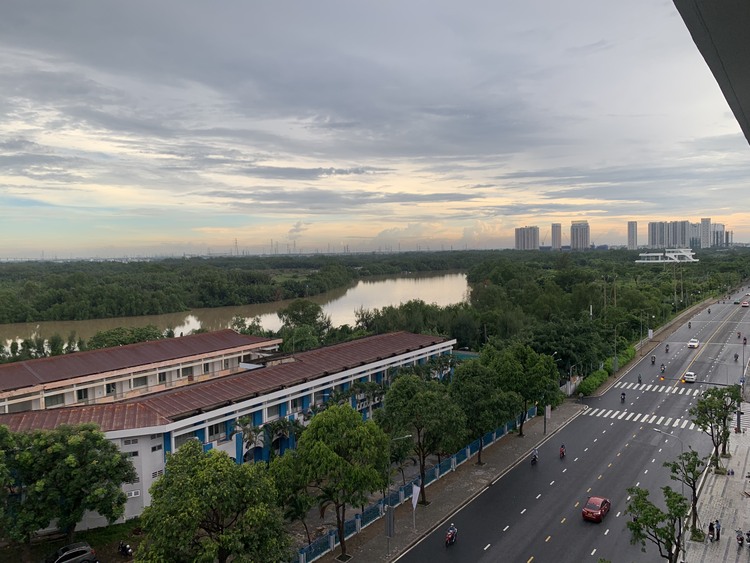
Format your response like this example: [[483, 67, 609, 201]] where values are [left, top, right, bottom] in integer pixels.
[[550, 481, 555, 486], [503, 525, 510, 531], [608, 463, 612, 468], [584, 448, 589, 452], [545, 535, 551, 542], [656, 416, 665, 425], [521, 508, 526, 514], [594, 438, 598, 443], [616, 511, 621, 517], [574, 457, 579, 462], [591, 549, 597, 556], [563, 468, 567, 473], [626, 412, 635, 420], [604, 529, 610, 535], [644, 469, 649, 474], [651, 458, 656, 463], [587, 487, 592, 492], [536, 494, 542, 499], [484, 544, 491, 550], [575, 501, 580, 507], [633, 413, 642, 422], [561, 517, 566, 524]]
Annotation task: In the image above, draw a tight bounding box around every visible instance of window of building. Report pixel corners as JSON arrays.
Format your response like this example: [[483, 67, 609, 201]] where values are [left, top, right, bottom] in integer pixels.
[[150, 433, 162, 440], [105, 383, 117, 395], [126, 490, 141, 498], [174, 432, 196, 449], [151, 444, 163, 452], [44, 394, 65, 408], [152, 469, 164, 479], [208, 423, 226, 442], [124, 438, 138, 445], [223, 359, 230, 370], [76, 388, 88, 402], [181, 366, 193, 378], [203, 363, 210, 374], [124, 451, 139, 457], [291, 398, 300, 411], [131, 376, 148, 389], [158, 372, 166, 384], [266, 404, 280, 420]]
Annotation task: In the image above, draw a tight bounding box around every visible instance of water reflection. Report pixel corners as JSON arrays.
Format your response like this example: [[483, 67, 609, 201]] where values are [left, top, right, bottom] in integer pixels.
[[0, 273, 468, 346]]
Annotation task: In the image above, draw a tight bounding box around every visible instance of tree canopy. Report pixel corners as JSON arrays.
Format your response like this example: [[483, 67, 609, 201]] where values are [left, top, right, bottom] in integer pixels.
[[139, 439, 291, 563]]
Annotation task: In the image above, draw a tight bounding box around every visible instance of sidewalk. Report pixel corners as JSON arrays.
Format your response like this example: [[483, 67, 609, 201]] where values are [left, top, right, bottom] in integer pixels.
[[315, 399, 585, 562], [685, 424, 750, 563]]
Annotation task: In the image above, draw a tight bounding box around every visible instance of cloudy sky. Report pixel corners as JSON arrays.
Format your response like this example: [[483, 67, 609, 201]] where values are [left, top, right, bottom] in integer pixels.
[[1, 1, 749, 259]]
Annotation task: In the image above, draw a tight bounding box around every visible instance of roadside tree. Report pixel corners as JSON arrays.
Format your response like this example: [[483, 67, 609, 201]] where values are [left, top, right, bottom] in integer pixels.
[[139, 439, 290, 563], [481, 343, 562, 436], [663, 449, 708, 535], [689, 385, 741, 468], [626, 485, 689, 563], [294, 404, 388, 559], [450, 360, 521, 464], [381, 375, 466, 504]]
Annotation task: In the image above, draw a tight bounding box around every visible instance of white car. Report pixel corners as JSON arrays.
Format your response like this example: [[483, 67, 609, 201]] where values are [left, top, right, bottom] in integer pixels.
[[742, 301, 749, 308], [688, 338, 700, 348], [683, 371, 696, 383]]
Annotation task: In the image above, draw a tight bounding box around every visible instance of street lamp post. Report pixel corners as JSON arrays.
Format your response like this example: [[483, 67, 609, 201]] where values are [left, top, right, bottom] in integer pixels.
[[614, 322, 627, 373], [384, 434, 412, 554], [654, 429, 685, 561]]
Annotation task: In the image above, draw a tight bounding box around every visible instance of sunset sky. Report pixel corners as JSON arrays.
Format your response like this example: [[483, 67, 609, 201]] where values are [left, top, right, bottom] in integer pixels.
[[1, 1, 749, 259]]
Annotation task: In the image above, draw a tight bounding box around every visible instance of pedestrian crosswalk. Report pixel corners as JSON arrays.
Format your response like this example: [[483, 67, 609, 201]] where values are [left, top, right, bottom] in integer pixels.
[[613, 381, 703, 397], [582, 406, 700, 431], [584, 401, 750, 432]]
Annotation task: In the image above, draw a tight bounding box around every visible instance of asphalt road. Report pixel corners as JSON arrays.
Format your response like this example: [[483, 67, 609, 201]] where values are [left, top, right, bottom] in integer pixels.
[[397, 295, 750, 563]]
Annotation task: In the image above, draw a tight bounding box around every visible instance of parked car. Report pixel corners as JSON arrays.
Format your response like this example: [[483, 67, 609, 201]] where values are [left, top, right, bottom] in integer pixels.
[[688, 338, 700, 348], [683, 371, 697, 383], [44, 542, 98, 563], [582, 496, 611, 522]]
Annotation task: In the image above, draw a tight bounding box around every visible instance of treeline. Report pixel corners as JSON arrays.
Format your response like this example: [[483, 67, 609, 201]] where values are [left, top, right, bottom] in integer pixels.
[[0, 251, 489, 323]]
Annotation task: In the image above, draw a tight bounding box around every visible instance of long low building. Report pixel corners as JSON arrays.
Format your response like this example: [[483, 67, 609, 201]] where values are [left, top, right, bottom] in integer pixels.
[[0, 330, 456, 529]]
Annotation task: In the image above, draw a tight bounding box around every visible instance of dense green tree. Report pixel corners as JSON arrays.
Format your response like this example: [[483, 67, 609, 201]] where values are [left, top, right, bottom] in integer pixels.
[[481, 343, 562, 436], [626, 485, 689, 563], [381, 375, 466, 504], [277, 299, 331, 334], [7, 424, 137, 545], [295, 404, 388, 559], [689, 385, 741, 468], [450, 360, 521, 464], [269, 450, 315, 545], [139, 439, 291, 563], [86, 325, 164, 350]]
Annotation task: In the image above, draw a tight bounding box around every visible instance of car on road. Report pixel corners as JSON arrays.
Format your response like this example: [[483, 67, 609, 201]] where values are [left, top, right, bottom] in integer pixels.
[[44, 542, 98, 563], [734, 300, 741, 304], [743, 301, 749, 308], [683, 371, 697, 383], [688, 338, 700, 348], [582, 496, 611, 522]]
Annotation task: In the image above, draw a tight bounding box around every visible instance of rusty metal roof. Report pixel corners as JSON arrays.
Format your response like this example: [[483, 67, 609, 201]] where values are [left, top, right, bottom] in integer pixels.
[[0, 330, 279, 392], [0, 332, 450, 432], [0, 402, 168, 433]]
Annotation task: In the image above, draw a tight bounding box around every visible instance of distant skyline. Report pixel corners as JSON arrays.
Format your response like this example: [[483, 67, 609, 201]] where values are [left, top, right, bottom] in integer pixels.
[[2, 1, 750, 259]]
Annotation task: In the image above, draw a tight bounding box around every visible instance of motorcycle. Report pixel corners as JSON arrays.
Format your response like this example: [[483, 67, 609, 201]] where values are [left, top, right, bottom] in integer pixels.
[[638, 375, 642, 384], [688, 322, 691, 329], [559, 446, 566, 459], [445, 526, 457, 547], [735, 353, 740, 362], [660, 364, 665, 374], [531, 454, 538, 466], [118, 541, 133, 557], [620, 393, 626, 404], [737, 529, 744, 547], [708, 308, 711, 314], [665, 344, 669, 353], [651, 355, 656, 365]]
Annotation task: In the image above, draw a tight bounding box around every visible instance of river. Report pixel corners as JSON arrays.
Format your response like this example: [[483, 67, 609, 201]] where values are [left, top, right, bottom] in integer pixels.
[[0, 272, 469, 346]]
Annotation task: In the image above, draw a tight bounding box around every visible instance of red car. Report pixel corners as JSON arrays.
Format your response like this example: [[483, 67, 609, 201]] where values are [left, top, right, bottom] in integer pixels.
[[582, 496, 611, 522]]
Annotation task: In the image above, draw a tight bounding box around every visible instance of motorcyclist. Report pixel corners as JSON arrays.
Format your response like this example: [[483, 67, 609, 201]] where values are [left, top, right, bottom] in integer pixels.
[[665, 344, 669, 353], [651, 355, 656, 365], [559, 444, 566, 458], [660, 363, 665, 373], [735, 353, 739, 362], [708, 308, 711, 314], [532, 447, 539, 462], [620, 392, 626, 403], [638, 374, 642, 384], [688, 322, 691, 329], [448, 523, 458, 536]]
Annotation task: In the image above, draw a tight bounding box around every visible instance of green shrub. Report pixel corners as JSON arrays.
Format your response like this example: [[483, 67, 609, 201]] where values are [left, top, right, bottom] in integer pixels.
[[578, 369, 609, 396]]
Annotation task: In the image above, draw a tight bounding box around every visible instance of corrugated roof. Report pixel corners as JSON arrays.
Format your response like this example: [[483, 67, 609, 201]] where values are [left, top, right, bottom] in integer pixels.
[[136, 331, 448, 419], [0, 330, 278, 392], [0, 332, 450, 432], [0, 403, 168, 433]]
